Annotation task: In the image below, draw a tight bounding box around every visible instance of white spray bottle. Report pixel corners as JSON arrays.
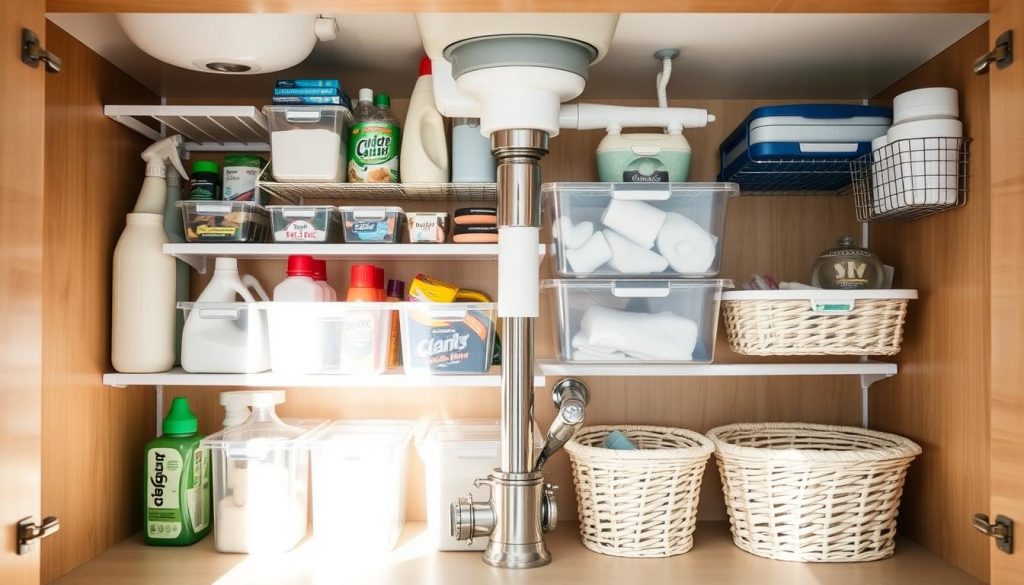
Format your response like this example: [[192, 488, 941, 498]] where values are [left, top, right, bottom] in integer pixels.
[[164, 156, 190, 364], [111, 135, 187, 373]]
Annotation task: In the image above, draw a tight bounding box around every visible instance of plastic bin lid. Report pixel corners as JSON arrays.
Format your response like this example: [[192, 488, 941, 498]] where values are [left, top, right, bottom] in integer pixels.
[[542, 279, 734, 293], [338, 206, 405, 214], [309, 420, 417, 451], [541, 182, 739, 198], [202, 417, 328, 453], [415, 419, 543, 457], [266, 205, 339, 212]]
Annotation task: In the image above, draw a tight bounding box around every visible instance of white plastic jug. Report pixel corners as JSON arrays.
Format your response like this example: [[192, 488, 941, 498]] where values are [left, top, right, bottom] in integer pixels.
[[181, 258, 271, 373], [399, 57, 449, 183]]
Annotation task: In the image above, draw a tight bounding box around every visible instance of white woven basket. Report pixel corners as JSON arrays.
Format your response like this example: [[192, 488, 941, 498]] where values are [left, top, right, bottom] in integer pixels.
[[565, 425, 714, 558], [707, 422, 922, 563], [721, 289, 918, 356]]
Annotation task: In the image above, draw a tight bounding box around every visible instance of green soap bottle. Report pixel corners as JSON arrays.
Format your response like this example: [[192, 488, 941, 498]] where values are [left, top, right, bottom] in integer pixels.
[[143, 397, 211, 546]]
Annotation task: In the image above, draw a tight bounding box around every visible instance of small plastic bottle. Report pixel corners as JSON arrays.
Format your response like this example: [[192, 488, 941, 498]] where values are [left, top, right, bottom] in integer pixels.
[[274, 255, 325, 302], [312, 259, 338, 301], [143, 397, 211, 546]]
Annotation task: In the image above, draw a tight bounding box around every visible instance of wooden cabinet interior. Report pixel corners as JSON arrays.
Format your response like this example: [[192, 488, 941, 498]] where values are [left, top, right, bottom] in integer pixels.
[[39, 16, 991, 585]]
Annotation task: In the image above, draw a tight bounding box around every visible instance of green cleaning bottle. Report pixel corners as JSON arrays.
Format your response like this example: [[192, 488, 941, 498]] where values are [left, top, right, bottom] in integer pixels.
[[143, 397, 211, 546]]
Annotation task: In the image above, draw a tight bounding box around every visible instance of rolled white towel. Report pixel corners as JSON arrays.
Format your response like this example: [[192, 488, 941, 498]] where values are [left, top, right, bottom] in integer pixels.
[[655, 212, 718, 274], [553, 217, 595, 250], [601, 199, 667, 249], [604, 230, 669, 274], [565, 231, 613, 274], [580, 306, 699, 361]]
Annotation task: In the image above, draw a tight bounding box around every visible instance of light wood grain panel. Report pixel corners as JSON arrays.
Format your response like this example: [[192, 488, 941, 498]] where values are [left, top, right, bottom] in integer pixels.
[[162, 95, 862, 525], [0, 2, 46, 584], [868, 24, 990, 582], [51, 522, 983, 585], [41, 23, 159, 584], [45, 0, 989, 14], [987, 2, 1024, 583]]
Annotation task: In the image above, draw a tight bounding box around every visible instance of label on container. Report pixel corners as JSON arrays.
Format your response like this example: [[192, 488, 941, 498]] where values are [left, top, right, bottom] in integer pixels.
[[404, 311, 492, 373], [348, 122, 400, 183], [187, 448, 210, 533], [146, 448, 182, 539], [223, 166, 261, 204], [276, 219, 327, 242], [196, 225, 240, 237], [340, 310, 379, 371], [190, 178, 220, 201]]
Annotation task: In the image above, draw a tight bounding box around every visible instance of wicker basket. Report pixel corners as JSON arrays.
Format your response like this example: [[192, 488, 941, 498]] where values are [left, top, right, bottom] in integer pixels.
[[707, 422, 922, 562], [565, 425, 714, 558], [721, 289, 917, 356]]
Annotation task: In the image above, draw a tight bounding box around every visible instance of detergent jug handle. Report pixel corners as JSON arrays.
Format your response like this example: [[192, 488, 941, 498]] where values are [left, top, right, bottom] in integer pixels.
[[241, 274, 270, 302]]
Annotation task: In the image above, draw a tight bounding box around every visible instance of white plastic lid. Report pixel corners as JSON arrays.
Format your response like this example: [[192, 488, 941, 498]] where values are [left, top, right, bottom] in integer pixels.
[[359, 88, 373, 103], [416, 419, 543, 452], [309, 420, 417, 452], [220, 391, 286, 427], [542, 279, 733, 297]]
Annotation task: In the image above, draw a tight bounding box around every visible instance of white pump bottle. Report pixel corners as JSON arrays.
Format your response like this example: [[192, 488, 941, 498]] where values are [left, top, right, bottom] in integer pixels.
[[111, 135, 187, 373]]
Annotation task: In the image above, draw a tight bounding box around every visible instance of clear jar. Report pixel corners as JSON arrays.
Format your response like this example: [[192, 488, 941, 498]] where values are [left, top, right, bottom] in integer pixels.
[[811, 236, 884, 289]]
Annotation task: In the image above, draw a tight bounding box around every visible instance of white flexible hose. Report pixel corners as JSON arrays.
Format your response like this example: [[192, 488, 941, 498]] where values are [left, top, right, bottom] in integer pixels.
[[656, 57, 672, 109]]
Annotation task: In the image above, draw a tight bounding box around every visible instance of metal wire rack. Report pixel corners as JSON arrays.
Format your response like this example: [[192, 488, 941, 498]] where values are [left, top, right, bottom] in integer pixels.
[[258, 180, 497, 204], [850, 137, 969, 222], [722, 157, 860, 194]]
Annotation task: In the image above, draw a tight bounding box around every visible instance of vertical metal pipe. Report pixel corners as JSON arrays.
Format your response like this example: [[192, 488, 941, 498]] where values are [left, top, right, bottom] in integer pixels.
[[500, 317, 534, 473]]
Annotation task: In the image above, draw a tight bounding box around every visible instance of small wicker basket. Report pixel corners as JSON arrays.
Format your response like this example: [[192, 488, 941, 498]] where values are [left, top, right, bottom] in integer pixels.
[[721, 289, 918, 356], [707, 422, 922, 563], [565, 425, 714, 558]]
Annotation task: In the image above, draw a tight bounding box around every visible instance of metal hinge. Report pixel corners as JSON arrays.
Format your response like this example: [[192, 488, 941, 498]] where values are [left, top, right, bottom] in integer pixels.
[[16, 516, 60, 555], [973, 513, 1013, 554], [21, 28, 62, 73], [974, 30, 1013, 74]]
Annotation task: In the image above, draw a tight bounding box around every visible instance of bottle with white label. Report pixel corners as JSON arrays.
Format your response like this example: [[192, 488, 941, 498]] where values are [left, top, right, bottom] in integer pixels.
[[143, 397, 211, 546]]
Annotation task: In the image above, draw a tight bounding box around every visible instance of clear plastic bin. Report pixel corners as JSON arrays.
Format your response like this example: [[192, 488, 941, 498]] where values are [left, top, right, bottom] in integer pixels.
[[179, 302, 270, 374], [399, 302, 496, 375], [416, 420, 542, 551], [338, 206, 404, 243], [202, 398, 326, 554], [267, 205, 343, 243], [308, 420, 417, 553], [264, 105, 353, 183], [261, 302, 393, 375], [543, 182, 738, 278], [543, 279, 732, 364], [178, 200, 270, 243]]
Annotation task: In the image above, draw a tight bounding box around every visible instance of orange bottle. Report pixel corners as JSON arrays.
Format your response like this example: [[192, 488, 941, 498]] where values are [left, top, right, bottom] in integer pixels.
[[341, 264, 382, 372], [346, 264, 380, 302]]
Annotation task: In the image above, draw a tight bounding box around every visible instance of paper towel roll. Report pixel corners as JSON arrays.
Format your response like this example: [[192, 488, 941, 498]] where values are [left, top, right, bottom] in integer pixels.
[[601, 199, 667, 249], [498, 227, 540, 318]]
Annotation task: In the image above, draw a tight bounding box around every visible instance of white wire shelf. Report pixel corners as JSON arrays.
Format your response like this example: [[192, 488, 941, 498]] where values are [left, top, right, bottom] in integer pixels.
[[164, 243, 543, 272], [537, 359, 896, 379], [104, 105, 269, 152], [259, 181, 497, 204], [103, 367, 544, 389]]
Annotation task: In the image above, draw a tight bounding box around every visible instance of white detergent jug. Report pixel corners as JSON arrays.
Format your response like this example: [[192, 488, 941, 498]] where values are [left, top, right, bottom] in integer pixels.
[[181, 258, 271, 374], [399, 56, 449, 183]]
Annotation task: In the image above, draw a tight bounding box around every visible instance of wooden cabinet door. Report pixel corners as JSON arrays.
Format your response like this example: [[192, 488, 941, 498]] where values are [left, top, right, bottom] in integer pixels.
[[0, 1, 46, 584], [990, 1, 1024, 583]]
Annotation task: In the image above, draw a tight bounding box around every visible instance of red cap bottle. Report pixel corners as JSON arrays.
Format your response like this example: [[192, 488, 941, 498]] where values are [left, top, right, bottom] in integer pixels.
[[287, 255, 316, 277], [348, 264, 379, 302], [312, 259, 328, 282], [418, 55, 432, 77]]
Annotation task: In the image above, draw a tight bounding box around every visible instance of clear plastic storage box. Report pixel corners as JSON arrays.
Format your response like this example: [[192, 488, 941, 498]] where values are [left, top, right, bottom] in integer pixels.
[[178, 200, 270, 243], [264, 105, 353, 183], [416, 420, 542, 551], [308, 420, 417, 553], [543, 279, 732, 364], [201, 397, 326, 554], [267, 205, 343, 243], [338, 206, 404, 243], [261, 302, 393, 375], [544, 182, 738, 278], [399, 302, 496, 375]]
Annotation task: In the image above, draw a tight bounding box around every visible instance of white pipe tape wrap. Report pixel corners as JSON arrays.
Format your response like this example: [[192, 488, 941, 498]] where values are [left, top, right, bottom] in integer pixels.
[[498, 227, 540, 318]]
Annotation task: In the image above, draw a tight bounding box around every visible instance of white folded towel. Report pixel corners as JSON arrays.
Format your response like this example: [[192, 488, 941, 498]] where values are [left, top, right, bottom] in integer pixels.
[[571, 333, 631, 361], [601, 199, 667, 249], [580, 306, 699, 361], [566, 231, 613, 274], [604, 230, 669, 274], [553, 217, 595, 250], [655, 212, 718, 274]]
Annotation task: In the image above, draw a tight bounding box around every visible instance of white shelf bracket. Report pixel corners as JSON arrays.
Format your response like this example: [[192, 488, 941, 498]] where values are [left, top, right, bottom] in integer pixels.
[[859, 371, 893, 428], [155, 385, 164, 437], [172, 253, 207, 274]]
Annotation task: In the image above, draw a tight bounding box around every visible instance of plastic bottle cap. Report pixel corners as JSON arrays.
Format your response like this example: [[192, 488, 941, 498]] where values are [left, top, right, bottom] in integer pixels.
[[419, 56, 432, 77], [350, 264, 377, 289], [387, 279, 405, 299], [286, 255, 316, 277], [215, 257, 238, 271], [359, 88, 373, 103], [192, 160, 219, 174], [374, 94, 391, 108], [373, 266, 386, 289], [313, 259, 328, 282], [163, 397, 198, 435]]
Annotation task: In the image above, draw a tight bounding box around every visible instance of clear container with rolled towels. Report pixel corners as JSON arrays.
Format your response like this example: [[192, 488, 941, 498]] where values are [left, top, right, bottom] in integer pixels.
[[544, 182, 738, 278], [543, 279, 732, 364]]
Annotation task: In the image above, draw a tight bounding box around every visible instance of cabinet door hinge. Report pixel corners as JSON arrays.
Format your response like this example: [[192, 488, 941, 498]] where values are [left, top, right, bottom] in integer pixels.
[[16, 516, 60, 555], [975, 30, 1013, 74], [21, 28, 62, 73], [973, 513, 1013, 554]]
